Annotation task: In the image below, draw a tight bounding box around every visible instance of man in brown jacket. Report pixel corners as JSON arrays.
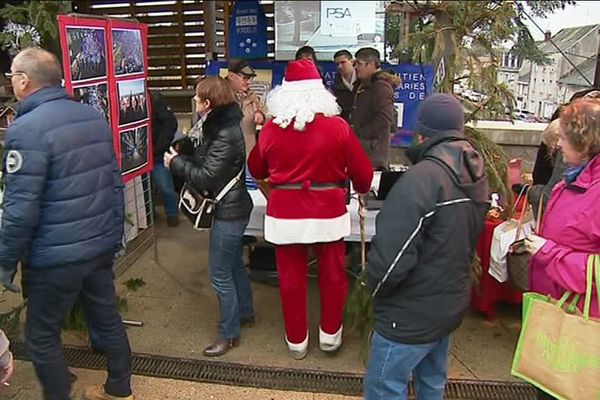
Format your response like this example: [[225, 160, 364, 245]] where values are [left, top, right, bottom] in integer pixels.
[[226, 60, 267, 159], [350, 48, 401, 170]]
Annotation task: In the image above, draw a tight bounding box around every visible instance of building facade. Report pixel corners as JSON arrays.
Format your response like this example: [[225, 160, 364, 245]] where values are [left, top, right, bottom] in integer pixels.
[[523, 24, 600, 119]]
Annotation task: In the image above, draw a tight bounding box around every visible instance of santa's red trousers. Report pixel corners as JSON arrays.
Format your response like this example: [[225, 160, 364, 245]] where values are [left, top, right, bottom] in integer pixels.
[[275, 240, 348, 344]]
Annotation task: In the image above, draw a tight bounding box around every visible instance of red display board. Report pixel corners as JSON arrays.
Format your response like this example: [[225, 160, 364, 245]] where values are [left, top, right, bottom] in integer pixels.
[[58, 15, 152, 182]]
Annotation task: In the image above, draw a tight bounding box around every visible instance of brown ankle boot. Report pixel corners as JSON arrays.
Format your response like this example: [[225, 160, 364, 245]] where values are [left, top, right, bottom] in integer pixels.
[[203, 337, 240, 357]]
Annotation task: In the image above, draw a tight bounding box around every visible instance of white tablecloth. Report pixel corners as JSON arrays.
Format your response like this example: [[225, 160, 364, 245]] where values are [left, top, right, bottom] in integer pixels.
[[245, 190, 379, 242]]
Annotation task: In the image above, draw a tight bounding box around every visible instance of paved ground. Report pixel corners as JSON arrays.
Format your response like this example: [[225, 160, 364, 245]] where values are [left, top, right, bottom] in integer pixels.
[[0, 209, 523, 398], [3, 362, 361, 399]]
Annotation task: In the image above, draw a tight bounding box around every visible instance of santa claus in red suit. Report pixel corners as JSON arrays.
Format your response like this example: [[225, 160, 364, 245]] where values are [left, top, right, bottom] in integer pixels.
[[248, 59, 373, 359]]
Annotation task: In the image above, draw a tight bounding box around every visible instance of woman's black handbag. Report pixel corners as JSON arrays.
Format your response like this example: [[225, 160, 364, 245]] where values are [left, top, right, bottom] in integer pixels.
[[179, 169, 243, 230]]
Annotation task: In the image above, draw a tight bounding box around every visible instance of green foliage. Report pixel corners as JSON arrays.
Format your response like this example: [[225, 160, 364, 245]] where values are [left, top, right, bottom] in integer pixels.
[[0, 1, 70, 40], [345, 270, 373, 364], [63, 296, 128, 340], [465, 125, 513, 210], [0, 1, 70, 57], [124, 278, 146, 291], [405, 0, 574, 117], [0, 302, 26, 339]]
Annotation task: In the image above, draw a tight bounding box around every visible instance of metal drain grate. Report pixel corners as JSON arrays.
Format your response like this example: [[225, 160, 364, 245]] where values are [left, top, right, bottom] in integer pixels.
[[11, 341, 536, 399]]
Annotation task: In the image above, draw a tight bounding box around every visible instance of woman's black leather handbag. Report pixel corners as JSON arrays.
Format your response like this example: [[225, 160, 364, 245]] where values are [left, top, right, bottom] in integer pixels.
[[179, 169, 243, 230]]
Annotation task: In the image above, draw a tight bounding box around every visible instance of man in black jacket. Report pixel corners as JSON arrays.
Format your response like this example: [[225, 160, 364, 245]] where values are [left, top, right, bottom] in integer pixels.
[[364, 94, 489, 400], [149, 90, 180, 226], [331, 49, 357, 122]]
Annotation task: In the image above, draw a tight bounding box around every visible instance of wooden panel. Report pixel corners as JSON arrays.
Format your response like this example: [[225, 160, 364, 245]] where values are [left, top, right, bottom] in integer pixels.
[[148, 25, 180, 35], [148, 67, 205, 77], [147, 78, 185, 88], [88, 2, 203, 15], [148, 56, 183, 66], [85, 0, 210, 91], [148, 35, 204, 46], [260, 1, 275, 60], [148, 55, 205, 66], [148, 25, 204, 35], [149, 45, 205, 56], [135, 14, 178, 24], [147, 77, 199, 88], [135, 13, 204, 24]]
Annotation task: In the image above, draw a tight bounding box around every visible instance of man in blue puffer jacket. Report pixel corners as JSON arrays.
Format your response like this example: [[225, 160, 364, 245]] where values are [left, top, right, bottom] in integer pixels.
[[0, 48, 133, 400]]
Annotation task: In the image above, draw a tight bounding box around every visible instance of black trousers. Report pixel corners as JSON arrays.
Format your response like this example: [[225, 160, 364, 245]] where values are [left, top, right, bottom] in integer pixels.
[[25, 252, 132, 400]]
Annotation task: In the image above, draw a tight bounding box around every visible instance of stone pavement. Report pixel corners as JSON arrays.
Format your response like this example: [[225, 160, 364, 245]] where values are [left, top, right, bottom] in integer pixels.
[[0, 210, 523, 399], [2, 361, 361, 400]]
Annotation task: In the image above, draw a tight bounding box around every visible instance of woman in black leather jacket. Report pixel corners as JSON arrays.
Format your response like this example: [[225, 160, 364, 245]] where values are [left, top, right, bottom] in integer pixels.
[[164, 76, 254, 357]]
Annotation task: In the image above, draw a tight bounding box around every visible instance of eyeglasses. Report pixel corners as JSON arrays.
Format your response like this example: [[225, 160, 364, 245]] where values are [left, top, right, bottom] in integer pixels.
[[5, 71, 26, 79], [235, 73, 254, 82]]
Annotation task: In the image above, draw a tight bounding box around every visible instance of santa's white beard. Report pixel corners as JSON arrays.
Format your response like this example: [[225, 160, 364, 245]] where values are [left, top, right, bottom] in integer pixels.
[[267, 82, 341, 131]]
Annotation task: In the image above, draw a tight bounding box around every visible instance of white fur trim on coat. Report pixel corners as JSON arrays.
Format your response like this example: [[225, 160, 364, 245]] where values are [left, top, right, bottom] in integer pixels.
[[264, 213, 350, 245]]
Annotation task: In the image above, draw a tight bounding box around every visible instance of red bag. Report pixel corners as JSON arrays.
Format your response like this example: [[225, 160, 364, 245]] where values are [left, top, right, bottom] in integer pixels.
[[508, 158, 522, 187]]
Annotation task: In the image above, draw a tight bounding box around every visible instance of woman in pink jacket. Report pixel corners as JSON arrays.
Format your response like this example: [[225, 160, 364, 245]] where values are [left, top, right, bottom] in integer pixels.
[[524, 98, 600, 400]]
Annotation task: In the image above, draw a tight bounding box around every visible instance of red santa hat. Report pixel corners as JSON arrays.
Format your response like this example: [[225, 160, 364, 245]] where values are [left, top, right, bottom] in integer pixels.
[[281, 59, 323, 90], [267, 59, 340, 130]]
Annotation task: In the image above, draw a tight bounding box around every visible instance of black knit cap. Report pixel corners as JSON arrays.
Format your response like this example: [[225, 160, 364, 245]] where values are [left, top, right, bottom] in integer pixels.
[[415, 93, 464, 138]]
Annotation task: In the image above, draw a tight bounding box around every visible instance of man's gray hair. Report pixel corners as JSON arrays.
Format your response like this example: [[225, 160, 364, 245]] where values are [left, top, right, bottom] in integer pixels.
[[13, 47, 62, 88]]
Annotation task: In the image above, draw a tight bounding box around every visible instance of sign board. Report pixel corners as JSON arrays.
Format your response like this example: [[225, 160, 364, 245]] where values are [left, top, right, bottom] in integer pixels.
[[207, 60, 433, 147], [58, 15, 152, 182], [229, 0, 268, 59]]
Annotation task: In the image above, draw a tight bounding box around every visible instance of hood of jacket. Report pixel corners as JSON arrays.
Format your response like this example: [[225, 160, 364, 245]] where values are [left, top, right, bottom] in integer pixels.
[[407, 135, 489, 203], [16, 86, 69, 118], [361, 70, 402, 90], [203, 103, 243, 137]]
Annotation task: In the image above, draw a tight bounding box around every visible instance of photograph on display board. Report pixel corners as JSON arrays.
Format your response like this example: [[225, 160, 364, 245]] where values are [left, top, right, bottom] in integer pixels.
[[120, 125, 149, 175], [117, 79, 148, 126], [66, 26, 107, 82], [112, 29, 144, 76], [73, 83, 110, 122]]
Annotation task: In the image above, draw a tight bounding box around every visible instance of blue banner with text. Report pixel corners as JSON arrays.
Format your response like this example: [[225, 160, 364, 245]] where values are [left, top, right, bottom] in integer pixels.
[[206, 60, 434, 147]]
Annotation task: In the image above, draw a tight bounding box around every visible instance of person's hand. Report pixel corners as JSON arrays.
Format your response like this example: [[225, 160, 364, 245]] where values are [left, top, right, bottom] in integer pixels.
[[0, 352, 14, 386], [254, 111, 265, 125], [163, 146, 179, 169], [0, 267, 19, 294], [524, 233, 547, 255]]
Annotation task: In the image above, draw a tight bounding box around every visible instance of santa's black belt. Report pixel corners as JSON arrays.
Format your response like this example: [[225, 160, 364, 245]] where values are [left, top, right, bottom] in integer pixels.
[[271, 182, 346, 190]]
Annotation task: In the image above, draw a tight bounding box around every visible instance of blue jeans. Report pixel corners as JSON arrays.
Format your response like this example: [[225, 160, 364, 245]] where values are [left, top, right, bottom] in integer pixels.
[[25, 252, 132, 400], [364, 331, 450, 400], [151, 162, 178, 217], [208, 217, 254, 339]]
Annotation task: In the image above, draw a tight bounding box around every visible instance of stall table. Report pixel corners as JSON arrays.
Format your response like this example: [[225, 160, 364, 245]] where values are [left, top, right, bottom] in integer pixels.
[[245, 190, 378, 242], [248, 190, 522, 320]]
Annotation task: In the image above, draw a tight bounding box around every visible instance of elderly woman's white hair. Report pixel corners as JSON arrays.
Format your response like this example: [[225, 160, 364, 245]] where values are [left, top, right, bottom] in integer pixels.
[[542, 119, 561, 148]]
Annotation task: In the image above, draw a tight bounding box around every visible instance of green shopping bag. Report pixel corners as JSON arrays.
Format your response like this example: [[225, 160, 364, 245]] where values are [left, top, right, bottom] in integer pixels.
[[511, 254, 600, 400]]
